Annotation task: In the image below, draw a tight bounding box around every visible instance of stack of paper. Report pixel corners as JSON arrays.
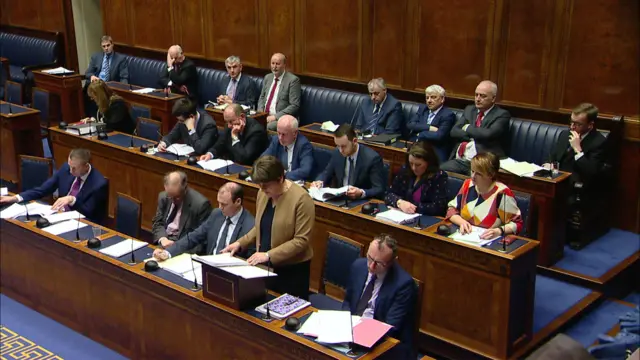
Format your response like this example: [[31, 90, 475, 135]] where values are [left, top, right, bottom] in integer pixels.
[[320, 121, 339, 132], [449, 225, 500, 247], [1, 187, 7, 196], [197, 159, 233, 172], [0, 203, 55, 219], [193, 253, 248, 267], [131, 88, 155, 94], [161, 253, 202, 285], [42, 219, 88, 235], [193, 254, 276, 279], [375, 208, 420, 224], [66, 124, 97, 136], [308, 186, 348, 202], [42, 67, 73, 75], [99, 238, 147, 257], [298, 310, 354, 344], [500, 158, 544, 177], [166, 144, 195, 156]]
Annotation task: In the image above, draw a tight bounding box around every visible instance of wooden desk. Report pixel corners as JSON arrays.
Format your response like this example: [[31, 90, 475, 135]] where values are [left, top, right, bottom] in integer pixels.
[[300, 122, 570, 266], [0, 101, 43, 182], [0, 217, 397, 360], [205, 107, 269, 128], [32, 70, 85, 124], [106, 81, 184, 134], [50, 127, 540, 359]]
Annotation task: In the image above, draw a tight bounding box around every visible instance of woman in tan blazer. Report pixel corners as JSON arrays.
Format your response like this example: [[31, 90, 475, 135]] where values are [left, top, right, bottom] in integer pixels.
[[224, 155, 314, 299]]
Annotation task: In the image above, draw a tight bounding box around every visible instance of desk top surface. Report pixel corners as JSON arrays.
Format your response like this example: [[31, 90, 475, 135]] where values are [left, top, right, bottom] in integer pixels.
[[107, 81, 184, 100], [0, 101, 40, 116]]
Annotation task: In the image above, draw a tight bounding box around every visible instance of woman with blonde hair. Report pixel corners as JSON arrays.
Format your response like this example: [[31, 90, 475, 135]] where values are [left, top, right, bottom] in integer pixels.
[[84, 80, 135, 134]]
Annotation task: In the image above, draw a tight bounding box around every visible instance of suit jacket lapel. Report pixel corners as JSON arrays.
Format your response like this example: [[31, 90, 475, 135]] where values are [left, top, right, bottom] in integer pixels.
[[178, 191, 192, 235], [230, 211, 245, 242], [336, 154, 346, 185], [206, 214, 225, 255], [354, 148, 365, 184]]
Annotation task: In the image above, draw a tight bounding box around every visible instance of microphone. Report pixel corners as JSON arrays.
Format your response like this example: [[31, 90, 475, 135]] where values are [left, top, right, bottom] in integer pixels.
[[74, 210, 82, 243], [498, 188, 508, 252], [129, 129, 137, 149], [341, 194, 350, 210], [165, 87, 169, 99], [128, 236, 136, 265], [129, 83, 133, 91], [413, 214, 422, 230], [23, 202, 30, 221], [189, 252, 199, 290], [7, 95, 12, 115], [224, 160, 230, 176], [348, 100, 363, 130], [261, 259, 272, 321], [156, 129, 163, 144]]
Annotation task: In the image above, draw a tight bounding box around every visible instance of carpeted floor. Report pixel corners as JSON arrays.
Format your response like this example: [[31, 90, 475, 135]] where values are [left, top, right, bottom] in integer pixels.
[[563, 299, 636, 347], [533, 275, 593, 333], [553, 229, 640, 278], [0, 294, 127, 360]]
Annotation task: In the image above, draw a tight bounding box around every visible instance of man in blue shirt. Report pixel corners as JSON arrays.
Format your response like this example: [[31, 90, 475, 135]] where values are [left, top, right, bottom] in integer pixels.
[[261, 115, 314, 181], [84, 35, 129, 117]]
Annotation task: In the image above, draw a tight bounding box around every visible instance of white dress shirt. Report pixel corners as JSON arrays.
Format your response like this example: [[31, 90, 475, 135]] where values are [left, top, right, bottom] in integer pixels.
[[267, 72, 285, 115], [342, 144, 360, 187], [284, 140, 296, 172], [213, 208, 244, 254]]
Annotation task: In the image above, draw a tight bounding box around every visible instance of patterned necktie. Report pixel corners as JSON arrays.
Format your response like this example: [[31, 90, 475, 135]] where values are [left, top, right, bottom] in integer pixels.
[[366, 104, 381, 134], [64, 177, 82, 211], [427, 111, 436, 125], [265, 77, 279, 113], [103, 54, 111, 80], [215, 217, 233, 254], [475, 110, 485, 127], [356, 274, 377, 316], [228, 79, 237, 100], [458, 110, 486, 158]]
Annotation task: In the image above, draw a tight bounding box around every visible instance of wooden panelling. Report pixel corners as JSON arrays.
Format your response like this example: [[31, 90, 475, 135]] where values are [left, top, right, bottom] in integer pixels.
[[2, 0, 41, 29], [129, 0, 174, 51], [300, 0, 363, 80], [259, 0, 296, 70], [102, 0, 131, 44], [204, 0, 260, 65], [173, 0, 206, 58], [371, 0, 407, 87], [499, 0, 554, 107], [561, 0, 640, 116], [40, 0, 65, 33]]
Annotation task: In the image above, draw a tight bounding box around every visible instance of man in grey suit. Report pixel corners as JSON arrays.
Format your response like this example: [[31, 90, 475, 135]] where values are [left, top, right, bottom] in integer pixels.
[[153, 182, 255, 260], [151, 171, 212, 248], [441, 80, 511, 175], [85, 35, 129, 84], [258, 53, 301, 131]]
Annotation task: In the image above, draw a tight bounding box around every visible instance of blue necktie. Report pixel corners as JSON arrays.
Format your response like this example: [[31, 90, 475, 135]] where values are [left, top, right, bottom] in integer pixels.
[[366, 104, 380, 134], [102, 55, 111, 81], [427, 111, 436, 125]]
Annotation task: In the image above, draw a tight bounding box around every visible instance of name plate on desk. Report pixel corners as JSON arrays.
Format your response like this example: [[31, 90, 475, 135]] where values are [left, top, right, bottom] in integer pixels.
[[198, 262, 267, 310]]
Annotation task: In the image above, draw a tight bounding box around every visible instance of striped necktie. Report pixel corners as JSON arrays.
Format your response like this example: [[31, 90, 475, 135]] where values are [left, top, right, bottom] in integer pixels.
[[365, 104, 381, 134]]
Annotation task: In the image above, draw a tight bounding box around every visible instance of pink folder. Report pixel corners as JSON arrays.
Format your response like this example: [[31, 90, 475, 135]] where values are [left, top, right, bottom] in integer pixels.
[[353, 318, 393, 348]]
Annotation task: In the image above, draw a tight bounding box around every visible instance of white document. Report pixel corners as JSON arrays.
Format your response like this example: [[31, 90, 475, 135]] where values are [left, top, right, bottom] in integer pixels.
[[161, 253, 201, 276], [182, 268, 203, 285], [500, 157, 544, 177], [99, 239, 147, 257], [166, 144, 195, 156], [42, 67, 73, 74], [1, 203, 54, 219], [193, 253, 248, 267], [221, 265, 277, 279], [42, 219, 88, 235], [308, 186, 348, 202], [1, 203, 26, 219], [320, 121, 339, 132], [197, 159, 233, 172], [375, 208, 420, 224], [449, 225, 499, 247], [299, 312, 362, 337], [1, 187, 7, 196], [44, 211, 85, 223], [315, 310, 354, 344], [131, 87, 155, 94]]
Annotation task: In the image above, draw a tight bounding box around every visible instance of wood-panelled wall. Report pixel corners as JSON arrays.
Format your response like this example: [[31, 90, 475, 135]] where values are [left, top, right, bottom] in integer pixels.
[[99, 0, 639, 119], [0, 0, 78, 71]]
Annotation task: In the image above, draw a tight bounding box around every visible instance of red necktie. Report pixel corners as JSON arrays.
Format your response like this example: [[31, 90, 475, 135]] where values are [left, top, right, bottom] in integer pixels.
[[458, 111, 485, 158], [475, 111, 485, 127], [264, 77, 279, 113]]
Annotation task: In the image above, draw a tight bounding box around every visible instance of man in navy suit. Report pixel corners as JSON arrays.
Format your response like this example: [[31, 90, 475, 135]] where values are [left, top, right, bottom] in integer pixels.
[[406, 84, 456, 162], [158, 98, 218, 155], [311, 124, 386, 199], [85, 35, 129, 84], [354, 78, 404, 135], [0, 149, 108, 223], [342, 234, 417, 358], [153, 182, 255, 259], [215, 56, 257, 108], [441, 80, 511, 175], [261, 115, 314, 181]]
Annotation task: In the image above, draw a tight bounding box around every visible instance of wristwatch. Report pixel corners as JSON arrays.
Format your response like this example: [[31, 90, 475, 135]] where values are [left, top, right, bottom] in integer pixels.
[[265, 252, 270, 260]]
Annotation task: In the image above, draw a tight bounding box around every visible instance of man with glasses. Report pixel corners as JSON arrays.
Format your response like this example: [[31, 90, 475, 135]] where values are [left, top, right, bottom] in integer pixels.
[[354, 78, 403, 135], [342, 234, 417, 358]]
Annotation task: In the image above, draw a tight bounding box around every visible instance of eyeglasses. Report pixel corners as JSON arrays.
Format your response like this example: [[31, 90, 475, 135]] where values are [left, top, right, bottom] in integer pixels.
[[569, 120, 587, 127], [367, 254, 389, 268]]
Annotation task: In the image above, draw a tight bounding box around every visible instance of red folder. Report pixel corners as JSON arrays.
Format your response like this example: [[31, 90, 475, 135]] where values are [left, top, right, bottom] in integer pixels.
[[353, 318, 393, 348]]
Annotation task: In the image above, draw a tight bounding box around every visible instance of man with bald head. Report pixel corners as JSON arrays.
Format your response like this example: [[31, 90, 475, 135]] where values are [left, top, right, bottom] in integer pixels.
[[261, 115, 314, 181], [258, 53, 301, 131], [199, 103, 268, 165], [441, 80, 511, 175], [151, 171, 211, 248], [153, 182, 255, 260], [159, 45, 199, 101]]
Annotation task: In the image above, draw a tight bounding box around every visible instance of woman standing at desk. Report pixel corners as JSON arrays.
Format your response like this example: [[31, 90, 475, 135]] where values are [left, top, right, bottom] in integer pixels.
[[385, 141, 448, 216], [84, 80, 135, 134], [446, 152, 523, 239], [224, 155, 315, 299]]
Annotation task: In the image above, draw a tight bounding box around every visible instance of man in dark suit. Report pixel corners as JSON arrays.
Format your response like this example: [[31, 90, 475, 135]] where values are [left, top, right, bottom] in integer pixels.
[[261, 115, 314, 181], [199, 103, 268, 166], [0, 149, 108, 223], [159, 45, 198, 101], [151, 171, 212, 249], [441, 80, 511, 175], [258, 53, 301, 131], [157, 98, 217, 155], [354, 78, 403, 135], [153, 182, 254, 259], [84, 35, 129, 117], [406, 84, 456, 162], [544, 103, 606, 192], [342, 234, 417, 359], [215, 55, 257, 108], [311, 124, 386, 199]]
